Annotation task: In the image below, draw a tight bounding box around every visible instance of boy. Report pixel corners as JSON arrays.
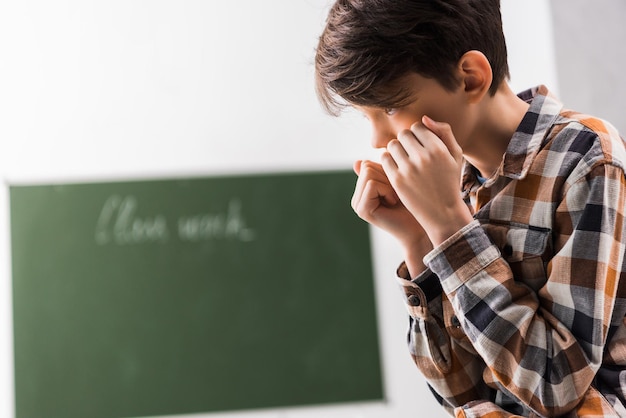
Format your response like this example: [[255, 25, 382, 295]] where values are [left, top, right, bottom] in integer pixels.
[[314, 0, 626, 417]]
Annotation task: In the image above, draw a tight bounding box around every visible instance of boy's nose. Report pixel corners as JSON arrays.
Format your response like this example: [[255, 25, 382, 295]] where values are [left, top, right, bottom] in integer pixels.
[[370, 124, 394, 149]]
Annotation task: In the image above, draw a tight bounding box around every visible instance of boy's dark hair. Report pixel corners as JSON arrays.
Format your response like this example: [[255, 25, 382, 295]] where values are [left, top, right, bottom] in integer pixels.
[[315, 0, 510, 115]]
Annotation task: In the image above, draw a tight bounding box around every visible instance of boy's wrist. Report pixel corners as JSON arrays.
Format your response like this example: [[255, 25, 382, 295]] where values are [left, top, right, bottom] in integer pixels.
[[401, 236, 433, 278], [426, 204, 474, 247]]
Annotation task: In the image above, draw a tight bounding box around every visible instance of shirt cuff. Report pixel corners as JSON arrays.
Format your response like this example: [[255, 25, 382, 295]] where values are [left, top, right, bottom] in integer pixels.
[[396, 261, 442, 309], [423, 220, 501, 295]]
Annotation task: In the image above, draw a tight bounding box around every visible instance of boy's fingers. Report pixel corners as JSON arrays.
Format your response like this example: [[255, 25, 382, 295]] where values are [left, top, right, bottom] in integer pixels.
[[352, 160, 398, 214], [358, 160, 385, 176], [352, 160, 378, 204], [396, 128, 424, 155], [358, 180, 398, 212], [353, 159, 362, 175], [420, 115, 463, 163]]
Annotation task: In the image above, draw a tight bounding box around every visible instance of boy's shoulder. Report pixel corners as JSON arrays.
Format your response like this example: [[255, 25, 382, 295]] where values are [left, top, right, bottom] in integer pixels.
[[507, 85, 625, 181], [551, 108, 626, 174]]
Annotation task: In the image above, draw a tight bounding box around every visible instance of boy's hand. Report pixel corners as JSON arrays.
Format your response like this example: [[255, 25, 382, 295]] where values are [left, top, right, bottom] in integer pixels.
[[381, 116, 473, 246], [352, 159, 432, 275]]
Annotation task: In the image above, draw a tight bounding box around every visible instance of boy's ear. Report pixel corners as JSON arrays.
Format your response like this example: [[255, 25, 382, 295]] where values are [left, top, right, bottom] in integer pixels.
[[458, 50, 493, 103]]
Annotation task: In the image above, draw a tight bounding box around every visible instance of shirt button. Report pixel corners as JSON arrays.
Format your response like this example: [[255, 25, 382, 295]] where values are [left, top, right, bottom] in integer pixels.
[[408, 295, 421, 306]]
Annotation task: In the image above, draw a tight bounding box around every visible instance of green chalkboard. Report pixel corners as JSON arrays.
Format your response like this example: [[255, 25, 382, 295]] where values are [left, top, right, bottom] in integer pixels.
[[10, 170, 383, 418]]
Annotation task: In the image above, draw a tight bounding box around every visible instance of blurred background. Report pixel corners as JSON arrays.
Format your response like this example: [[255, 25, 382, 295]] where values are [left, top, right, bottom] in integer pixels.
[[0, 0, 623, 417], [551, 0, 626, 135]]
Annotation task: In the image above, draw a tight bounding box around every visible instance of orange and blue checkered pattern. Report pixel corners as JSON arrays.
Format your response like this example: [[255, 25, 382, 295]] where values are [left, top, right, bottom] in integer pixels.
[[397, 86, 626, 417]]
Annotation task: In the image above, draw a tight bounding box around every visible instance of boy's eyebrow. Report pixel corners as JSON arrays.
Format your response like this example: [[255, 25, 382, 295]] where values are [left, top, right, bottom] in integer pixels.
[[372, 76, 421, 108], [378, 90, 417, 109]]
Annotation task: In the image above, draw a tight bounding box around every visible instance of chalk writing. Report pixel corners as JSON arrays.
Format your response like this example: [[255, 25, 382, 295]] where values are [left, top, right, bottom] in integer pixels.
[[95, 196, 169, 245], [95, 195, 255, 245], [178, 199, 255, 242]]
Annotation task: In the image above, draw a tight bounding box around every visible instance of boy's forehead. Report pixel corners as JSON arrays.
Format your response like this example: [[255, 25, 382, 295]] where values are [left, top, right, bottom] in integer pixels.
[[353, 73, 441, 109]]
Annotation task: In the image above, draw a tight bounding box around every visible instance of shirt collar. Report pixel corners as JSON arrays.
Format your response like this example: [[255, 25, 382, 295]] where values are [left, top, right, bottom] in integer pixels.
[[499, 85, 563, 180], [461, 85, 563, 191]]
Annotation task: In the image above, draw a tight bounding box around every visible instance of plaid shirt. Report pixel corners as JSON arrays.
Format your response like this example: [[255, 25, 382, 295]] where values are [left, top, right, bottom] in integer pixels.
[[398, 86, 626, 417]]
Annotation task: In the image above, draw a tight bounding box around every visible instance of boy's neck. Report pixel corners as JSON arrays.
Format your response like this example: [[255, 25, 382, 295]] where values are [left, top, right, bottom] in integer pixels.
[[463, 82, 530, 179]]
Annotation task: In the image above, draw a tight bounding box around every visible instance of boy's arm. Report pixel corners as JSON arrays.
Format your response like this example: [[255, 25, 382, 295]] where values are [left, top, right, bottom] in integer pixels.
[[422, 162, 626, 416], [398, 264, 498, 411], [382, 116, 473, 248]]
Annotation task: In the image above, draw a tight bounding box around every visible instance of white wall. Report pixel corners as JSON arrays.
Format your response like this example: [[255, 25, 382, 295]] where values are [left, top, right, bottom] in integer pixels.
[[550, 0, 626, 135], [0, 1, 557, 417]]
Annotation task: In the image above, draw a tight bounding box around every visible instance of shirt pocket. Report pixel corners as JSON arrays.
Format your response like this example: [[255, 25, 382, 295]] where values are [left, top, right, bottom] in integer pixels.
[[480, 221, 552, 292]]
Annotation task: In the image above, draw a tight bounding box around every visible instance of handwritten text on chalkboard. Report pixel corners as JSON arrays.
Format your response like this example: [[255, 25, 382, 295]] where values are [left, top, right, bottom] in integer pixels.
[[94, 195, 256, 245]]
